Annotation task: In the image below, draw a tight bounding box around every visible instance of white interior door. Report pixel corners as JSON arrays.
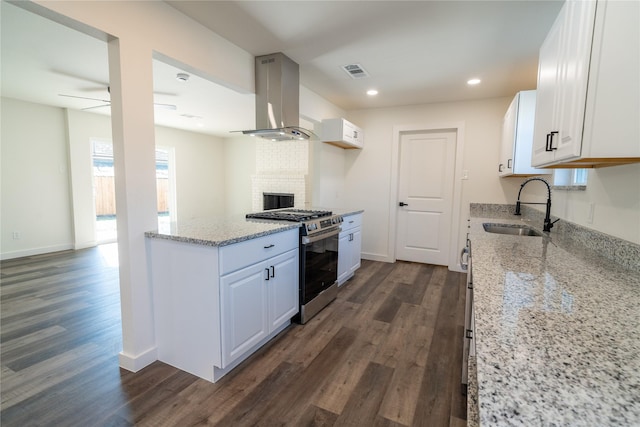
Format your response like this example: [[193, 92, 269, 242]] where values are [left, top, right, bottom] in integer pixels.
[[395, 130, 456, 265]]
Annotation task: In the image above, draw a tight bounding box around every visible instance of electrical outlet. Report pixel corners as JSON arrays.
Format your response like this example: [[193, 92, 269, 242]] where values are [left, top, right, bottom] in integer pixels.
[[587, 203, 595, 224], [12, 231, 21, 240], [462, 170, 469, 180]]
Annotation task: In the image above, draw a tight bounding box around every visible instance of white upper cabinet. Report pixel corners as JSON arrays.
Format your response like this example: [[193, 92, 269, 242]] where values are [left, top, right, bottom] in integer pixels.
[[498, 90, 549, 177], [321, 118, 364, 149], [532, 0, 640, 168]]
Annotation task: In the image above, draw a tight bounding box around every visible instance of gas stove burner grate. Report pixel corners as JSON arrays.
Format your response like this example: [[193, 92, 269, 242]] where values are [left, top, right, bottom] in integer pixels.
[[246, 209, 333, 222]]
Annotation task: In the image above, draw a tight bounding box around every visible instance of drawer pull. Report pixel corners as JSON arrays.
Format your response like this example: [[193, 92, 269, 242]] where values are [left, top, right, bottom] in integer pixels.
[[264, 244, 275, 249]]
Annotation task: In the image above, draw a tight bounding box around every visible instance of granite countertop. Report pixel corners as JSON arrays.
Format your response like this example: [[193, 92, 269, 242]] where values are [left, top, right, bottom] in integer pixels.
[[334, 208, 365, 217], [469, 214, 640, 426], [144, 208, 363, 247], [145, 216, 300, 247]]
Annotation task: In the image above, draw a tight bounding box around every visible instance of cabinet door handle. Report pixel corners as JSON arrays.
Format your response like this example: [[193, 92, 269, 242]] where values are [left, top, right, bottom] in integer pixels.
[[546, 131, 558, 151], [264, 244, 275, 249], [270, 265, 275, 279], [265, 268, 270, 281], [460, 247, 469, 270], [498, 163, 504, 172], [507, 159, 512, 169], [545, 133, 552, 151], [399, 202, 408, 207], [550, 131, 558, 150]]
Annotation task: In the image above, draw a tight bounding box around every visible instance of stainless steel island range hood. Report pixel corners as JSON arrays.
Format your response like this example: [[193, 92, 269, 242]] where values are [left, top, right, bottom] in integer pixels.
[[238, 52, 312, 141]]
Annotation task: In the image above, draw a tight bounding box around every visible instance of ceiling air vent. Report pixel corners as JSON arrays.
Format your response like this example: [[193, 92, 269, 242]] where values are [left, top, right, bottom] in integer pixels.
[[342, 63, 369, 79]]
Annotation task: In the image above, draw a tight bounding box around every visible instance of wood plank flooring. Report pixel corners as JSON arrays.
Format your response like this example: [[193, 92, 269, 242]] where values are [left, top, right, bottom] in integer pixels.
[[1, 245, 467, 426]]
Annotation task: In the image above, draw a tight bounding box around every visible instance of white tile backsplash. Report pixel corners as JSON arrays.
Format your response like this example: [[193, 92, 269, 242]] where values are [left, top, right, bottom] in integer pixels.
[[256, 140, 309, 174], [251, 174, 307, 211], [252, 140, 310, 211]]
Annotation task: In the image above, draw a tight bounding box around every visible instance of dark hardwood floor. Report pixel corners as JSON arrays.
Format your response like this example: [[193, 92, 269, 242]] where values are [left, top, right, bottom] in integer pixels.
[[1, 245, 467, 426]]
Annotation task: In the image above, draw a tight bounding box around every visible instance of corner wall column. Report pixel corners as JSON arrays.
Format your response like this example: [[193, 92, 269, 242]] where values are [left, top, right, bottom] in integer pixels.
[[108, 37, 158, 371]]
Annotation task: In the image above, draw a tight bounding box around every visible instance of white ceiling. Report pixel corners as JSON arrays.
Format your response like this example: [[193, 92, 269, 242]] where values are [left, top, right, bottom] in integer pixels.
[[1, 0, 564, 137]]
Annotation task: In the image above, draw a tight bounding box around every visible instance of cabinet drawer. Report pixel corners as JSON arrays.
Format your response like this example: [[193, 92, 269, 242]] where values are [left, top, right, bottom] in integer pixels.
[[219, 228, 299, 275], [341, 213, 362, 232]]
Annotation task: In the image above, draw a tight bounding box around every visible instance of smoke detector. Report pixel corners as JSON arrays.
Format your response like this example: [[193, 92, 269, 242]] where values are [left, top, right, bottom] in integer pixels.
[[176, 73, 190, 82], [342, 64, 370, 79]]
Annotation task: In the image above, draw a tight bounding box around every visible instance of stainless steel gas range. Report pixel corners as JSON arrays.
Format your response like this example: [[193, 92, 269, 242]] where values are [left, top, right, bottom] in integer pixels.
[[246, 209, 343, 324]]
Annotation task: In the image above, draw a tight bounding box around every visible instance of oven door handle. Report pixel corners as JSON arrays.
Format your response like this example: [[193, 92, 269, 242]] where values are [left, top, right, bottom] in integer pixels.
[[301, 227, 341, 245]]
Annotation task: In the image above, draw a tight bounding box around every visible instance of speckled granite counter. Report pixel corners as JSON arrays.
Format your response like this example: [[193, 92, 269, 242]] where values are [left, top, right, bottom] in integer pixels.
[[334, 208, 365, 217], [145, 216, 300, 247], [469, 210, 640, 426]]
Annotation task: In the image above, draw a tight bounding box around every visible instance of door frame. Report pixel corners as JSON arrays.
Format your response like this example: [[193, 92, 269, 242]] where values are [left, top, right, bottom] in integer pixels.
[[389, 122, 466, 272]]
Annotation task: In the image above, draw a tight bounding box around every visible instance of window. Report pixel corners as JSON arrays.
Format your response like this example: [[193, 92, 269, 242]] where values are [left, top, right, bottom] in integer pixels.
[[91, 139, 176, 241], [573, 169, 588, 185], [553, 168, 588, 189]]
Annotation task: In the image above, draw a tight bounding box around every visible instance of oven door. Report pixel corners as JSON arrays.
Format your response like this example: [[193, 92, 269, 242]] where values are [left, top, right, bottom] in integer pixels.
[[300, 228, 340, 305]]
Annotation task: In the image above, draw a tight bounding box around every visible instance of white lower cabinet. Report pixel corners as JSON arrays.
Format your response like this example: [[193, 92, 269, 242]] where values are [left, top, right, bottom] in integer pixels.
[[220, 248, 298, 367], [148, 227, 298, 383], [338, 213, 363, 286]]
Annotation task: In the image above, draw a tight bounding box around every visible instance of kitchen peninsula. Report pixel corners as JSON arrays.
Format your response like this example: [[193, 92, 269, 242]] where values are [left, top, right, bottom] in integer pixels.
[[145, 217, 300, 382]]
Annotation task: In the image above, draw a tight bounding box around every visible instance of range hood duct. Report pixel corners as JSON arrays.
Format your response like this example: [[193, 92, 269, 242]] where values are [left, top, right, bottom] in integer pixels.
[[239, 53, 313, 141]]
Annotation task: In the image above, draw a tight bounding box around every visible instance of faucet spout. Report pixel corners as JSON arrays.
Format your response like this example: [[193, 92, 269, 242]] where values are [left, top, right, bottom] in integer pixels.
[[514, 177, 557, 232]]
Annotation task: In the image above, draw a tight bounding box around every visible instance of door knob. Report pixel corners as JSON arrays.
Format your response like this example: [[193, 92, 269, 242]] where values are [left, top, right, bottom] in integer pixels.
[[399, 202, 408, 207]]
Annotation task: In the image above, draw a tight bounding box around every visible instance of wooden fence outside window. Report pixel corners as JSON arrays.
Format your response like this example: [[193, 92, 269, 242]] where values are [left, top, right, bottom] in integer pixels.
[[94, 177, 169, 216]]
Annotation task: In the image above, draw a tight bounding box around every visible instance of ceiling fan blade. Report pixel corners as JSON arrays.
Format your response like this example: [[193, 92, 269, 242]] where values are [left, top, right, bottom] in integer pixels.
[[59, 93, 110, 103], [154, 103, 177, 110], [153, 90, 178, 97], [81, 104, 111, 111], [50, 68, 108, 87]]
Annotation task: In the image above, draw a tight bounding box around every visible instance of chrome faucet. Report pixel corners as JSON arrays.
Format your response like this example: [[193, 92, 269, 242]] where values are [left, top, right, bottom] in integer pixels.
[[514, 177, 559, 232]]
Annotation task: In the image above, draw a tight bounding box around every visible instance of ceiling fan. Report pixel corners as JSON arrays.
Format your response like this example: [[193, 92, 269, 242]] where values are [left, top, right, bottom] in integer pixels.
[[59, 86, 177, 111]]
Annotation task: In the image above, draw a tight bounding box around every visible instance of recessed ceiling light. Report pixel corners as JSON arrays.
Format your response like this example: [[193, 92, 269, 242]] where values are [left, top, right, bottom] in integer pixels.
[[467, 78, 481, 85], [176, 73, 190, 82], [367, 89, 378, 96]]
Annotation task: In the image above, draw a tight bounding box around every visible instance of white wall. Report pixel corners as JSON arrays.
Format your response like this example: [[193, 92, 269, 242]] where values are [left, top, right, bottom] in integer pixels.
[[67, 108, 113, 249], [345, 96, 535, 261], [20, 0, 256, 371], [301, 86, 349, 210], [155, 125, 226, 219], [551, 164, 640, 244], [1, 98, 230, 259], [1, 97, 74, 258], [311, 141, 346, 210], [223, 136, 256, 216]]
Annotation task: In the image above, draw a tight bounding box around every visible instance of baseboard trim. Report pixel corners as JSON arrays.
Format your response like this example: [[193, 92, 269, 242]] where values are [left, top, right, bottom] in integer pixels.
[[74, 240, 97, 250], [1, 244, 74, 261], [119, 346, 158, 372], [361, 252, 393, 263]]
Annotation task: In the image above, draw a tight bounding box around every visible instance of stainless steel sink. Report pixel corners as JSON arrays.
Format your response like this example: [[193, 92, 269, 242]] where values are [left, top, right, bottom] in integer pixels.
[[482, 223, 543, 236]]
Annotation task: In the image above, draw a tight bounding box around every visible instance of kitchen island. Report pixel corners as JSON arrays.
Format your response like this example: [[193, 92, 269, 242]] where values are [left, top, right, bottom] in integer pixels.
[[145, 216, 300, 382], [467, 205, 640, 426]]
